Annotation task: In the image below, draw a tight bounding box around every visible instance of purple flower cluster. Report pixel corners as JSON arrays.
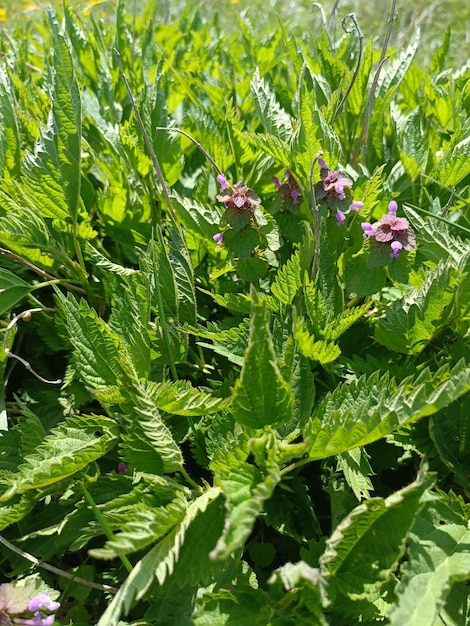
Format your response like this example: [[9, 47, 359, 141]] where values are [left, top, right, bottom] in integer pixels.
[[214, 174, 262, 236], [272, 170, 300, 206], [361, 201, 416, 259], [216, 175, 261, 212], [315, 159, 363, 225]]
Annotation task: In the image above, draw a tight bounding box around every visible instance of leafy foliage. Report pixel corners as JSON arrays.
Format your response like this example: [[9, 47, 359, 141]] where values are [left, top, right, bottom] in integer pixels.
[[0, 2, 468, 625]]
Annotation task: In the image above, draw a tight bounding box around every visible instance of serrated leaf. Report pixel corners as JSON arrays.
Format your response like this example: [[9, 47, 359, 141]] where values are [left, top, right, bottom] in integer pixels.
[[232, 297, 293, 429], [0, 416, 119, 502], [250, 67, 293, 141], [375, 261, 457, 354], [23, 9, 82, 224], [320, 470, 434, 601], [304, 360, 470, 460], [210, 434, 281, 561], [56, 291, 122, 389], [294, 318, 341, 364], [270, 249, 302, 305], [148, 380, 231, 416], [388, 494, 470, 626], [97, 487, 223, 626], [120, 382, 183, 474]]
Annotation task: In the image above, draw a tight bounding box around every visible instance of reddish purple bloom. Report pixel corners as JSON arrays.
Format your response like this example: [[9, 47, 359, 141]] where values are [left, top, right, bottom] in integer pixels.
[[349, 201, 363, 212], [213, 232, 223, 246], [361, 201, 416, 259], [335, 211, 346, 226], [217, 181, 261, 211], [118, 462, 127, 474], [272, 170, 301, 206], [27, 593, 59, 614], [316, 160, 352, 203]]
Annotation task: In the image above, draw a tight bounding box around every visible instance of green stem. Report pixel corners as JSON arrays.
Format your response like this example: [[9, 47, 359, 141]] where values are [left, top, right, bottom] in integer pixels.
[[81, 483, 133, 573]]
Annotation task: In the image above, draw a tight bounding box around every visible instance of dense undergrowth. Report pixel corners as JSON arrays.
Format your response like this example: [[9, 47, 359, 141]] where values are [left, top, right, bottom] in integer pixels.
[[0, 1, 469, 625]]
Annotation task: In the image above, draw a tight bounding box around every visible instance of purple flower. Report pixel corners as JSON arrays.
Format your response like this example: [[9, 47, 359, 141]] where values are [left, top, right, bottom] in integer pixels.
[[335, 211, 346, 226], [273, 170, 301, 206], [361, 201, 416, 259], [213, 232, 223, 246], [217, 181, 261, 212], [117, 462, 127, 474], [28, 593, 59, 614], [349, 201, 363, 212], [390, 241, 403, 258], [316, 160, 352, 203], [216, 174, 229, 190]]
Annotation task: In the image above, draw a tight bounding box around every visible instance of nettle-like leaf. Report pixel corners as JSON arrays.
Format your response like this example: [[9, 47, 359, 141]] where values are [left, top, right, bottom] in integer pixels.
[[270, 249, 302, 305], [232, 296, 294, 429], [320, 470, 434, 603], [294, 317, 341, 365], [56, 291, 123, 389], [0, 415, 119, 502], [119, 382, 183, 475], [374, 260, 458, 354], [250, 67, 293, 141], [148, 380, 231, 416], [388, 492, 470, 626], [97, 487, 223, 626], [0, 66, 21, 181], [304, 359, 470, 461], [22, 9, 82, 225], [210, 433, 281, 561], [89, 491, 188, 559], [404, 205, 468, 266]]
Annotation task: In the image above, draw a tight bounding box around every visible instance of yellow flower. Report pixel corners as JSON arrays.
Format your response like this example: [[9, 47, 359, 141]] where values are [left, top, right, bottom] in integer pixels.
[[0, 8, 7, 22]]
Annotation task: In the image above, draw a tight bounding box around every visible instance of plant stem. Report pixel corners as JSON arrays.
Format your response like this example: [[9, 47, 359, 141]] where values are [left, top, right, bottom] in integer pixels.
[[113, 48, 178, 224], [309, 152, 323, 281], [332, 14, 363, 124], [81, 483, 133, 573]]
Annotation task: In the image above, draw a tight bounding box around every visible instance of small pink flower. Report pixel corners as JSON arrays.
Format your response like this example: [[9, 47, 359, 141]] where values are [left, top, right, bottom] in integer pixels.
[[390, 241, 403, 258], [28, 592, 60, 613], [387, 200, 398, 216], [216, 174, 229, 190], [335, 211, 346, 226], [118, 462, 127, 474], [349, 201, 363, 212], [213, 232, 223, 246]]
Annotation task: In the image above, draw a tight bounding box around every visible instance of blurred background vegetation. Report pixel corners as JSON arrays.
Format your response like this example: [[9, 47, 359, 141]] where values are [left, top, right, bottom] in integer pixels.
[[0, 0, 469, 67]]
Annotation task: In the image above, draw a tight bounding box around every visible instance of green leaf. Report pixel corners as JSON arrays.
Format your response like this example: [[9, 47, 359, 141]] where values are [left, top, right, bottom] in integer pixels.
[[320, 470, 434, 602], [304, 360, 470, 460], [96, 487, 223, 626], [0, 67, 21, 181], [429, 393, 470, 486], [374, 261, 457, 354], [0, 268, 32, 315], [388, 493, 470, 626], [232, 296, 294, 429], [294, 317, 341, 365], [0, 415, 119, 502], [250, 67, 293, 141], [120, 382, 183, 475], [23, 9, 82, 224], [270, 249, 302, 305], [148, 380, 231, 416], [210, 434, 281, 561], [56, 291, 122, 389]]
